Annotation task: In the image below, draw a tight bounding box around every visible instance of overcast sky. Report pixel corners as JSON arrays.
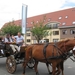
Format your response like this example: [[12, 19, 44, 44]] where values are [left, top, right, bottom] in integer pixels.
[[0, 0, 75, 29]]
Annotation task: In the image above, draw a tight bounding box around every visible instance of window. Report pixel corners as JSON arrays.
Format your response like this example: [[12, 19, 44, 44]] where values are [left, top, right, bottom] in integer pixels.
[[72, 21, 75, 24], [44, 39, 49, 43], [36, 21, 38, 23], [27, 39, 31, 42], [59, 17, 62, 19], [62, 30, 67, 35], [26, 33, 30, 36], [39, 40, 46, 43], [48, 18, 50, 22], [65, 16, 68, 18], [26, 28, 30, 31], [53, 39, 59, 42], [70, 30, 75, 34], [46, 24, 52, 29], [62, 22, 66, 25], [53, 31, 59, 35], [33, 40, 37, 44], [31, 22, 33, 24], [53, 24, 58, 29]]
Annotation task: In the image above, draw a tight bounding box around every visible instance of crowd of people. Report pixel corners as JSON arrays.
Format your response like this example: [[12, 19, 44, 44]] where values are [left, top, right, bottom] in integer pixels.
[[3, 32, 24, 54]]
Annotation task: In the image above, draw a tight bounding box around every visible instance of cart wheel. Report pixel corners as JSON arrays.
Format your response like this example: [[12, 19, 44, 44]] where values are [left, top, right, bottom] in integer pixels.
[[6, 56, 16, 74], [27, 58, 35, 69]]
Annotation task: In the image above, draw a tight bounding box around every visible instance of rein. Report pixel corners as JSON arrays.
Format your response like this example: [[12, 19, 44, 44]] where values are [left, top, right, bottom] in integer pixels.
[[69, 56, 75, 62], [69, 49, 75, 62], [53, 42, 68, 58], [59, 42, 75, 62], [54, 41, 74, 59]]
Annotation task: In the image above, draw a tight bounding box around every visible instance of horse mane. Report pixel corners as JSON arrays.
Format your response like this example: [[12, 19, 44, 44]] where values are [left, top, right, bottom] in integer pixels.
[[57, 39, 70, 45], [57, 38, 74, 48]]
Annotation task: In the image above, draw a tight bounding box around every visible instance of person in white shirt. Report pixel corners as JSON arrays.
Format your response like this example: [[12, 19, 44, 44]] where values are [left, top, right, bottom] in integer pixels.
[[4, 33, 19, 53], [15, 32, 24, 46]]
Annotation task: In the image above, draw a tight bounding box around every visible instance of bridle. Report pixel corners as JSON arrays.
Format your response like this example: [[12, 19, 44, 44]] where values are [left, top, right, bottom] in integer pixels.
[[54, 41, 74, 60], [64, 40, 75, 62], [54, 41, 75, 62]]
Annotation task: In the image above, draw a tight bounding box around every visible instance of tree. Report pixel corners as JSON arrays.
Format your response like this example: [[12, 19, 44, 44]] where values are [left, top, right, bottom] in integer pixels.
[[1, 21, 21, 35], [31, 20, 49, 43]]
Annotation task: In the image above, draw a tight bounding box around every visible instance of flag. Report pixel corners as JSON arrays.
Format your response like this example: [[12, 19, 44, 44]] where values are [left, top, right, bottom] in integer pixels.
[[22, 4, 28, 34]]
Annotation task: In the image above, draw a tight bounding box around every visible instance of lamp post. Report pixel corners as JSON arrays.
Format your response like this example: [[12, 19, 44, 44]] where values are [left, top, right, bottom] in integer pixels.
[[22, 4, 28, 44]]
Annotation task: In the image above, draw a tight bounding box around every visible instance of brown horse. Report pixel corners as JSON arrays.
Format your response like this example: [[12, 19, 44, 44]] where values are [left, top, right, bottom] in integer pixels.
[[22, 39, 75, 75]]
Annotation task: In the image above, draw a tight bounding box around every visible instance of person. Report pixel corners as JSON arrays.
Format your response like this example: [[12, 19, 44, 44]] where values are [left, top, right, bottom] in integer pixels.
[[11, 35, 16, 42], [14, 32, 24, 46], [0, 37, 5, 55], [14, 32, 24, 57], [4, 33, 19, 53]]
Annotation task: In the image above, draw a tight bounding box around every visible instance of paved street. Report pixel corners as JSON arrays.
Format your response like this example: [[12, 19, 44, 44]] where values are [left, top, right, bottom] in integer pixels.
[[0, 57, 75, 75]]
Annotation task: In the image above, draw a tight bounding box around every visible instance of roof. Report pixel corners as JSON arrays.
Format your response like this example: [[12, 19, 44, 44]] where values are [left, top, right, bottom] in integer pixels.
[[2, 7, 75, 28]]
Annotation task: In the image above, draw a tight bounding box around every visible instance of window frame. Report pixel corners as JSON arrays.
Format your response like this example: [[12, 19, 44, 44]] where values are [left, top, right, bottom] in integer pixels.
[[53, 31, 59, 35], [70, 29, 75, 34], [62, 30, 67, 35], [27, 39, 31, 42]]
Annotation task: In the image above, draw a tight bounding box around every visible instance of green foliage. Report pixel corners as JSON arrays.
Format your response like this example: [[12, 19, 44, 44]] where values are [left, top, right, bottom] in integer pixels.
[[1, 22, 21, 35], [31, 20, 49, 43]]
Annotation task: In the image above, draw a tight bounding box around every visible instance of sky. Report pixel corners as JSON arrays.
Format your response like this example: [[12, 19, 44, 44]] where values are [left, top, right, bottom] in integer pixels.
[[0, 0, 75, 29]]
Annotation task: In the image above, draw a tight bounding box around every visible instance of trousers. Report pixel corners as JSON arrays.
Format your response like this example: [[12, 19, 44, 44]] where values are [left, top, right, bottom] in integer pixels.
[[10, 44, 19, 52]]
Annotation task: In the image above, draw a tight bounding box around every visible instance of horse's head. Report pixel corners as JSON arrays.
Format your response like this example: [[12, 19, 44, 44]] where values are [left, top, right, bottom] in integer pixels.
[[63, 39, 75, 58], [57, 39, 75, 55], [64, 39, 75, 50]]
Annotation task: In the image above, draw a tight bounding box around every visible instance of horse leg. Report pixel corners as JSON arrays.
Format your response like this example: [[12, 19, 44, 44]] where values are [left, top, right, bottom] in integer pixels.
[[22, 57, 31, 75], [22, 53, 31, 75], [22, 61, 27, 75], [52, 62, 57, 75], [60, 61, 64, 75], [56, 64, 61, 75], [55, 61, 64, 75], [34, 60, 39, 75], [46, 63, 52, 74]]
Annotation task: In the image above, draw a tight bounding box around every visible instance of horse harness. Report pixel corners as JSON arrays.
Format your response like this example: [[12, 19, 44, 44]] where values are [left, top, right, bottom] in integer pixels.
[[43, 42, 73, 63]]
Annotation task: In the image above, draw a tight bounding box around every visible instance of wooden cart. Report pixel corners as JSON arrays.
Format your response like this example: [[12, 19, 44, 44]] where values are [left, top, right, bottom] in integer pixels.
[[0, 42, 35, 74]]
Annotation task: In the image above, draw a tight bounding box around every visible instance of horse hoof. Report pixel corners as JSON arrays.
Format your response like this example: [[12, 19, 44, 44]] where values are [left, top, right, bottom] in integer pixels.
[[36, 72, 39, 75], [49, 72, 52, 75], [36, 73, 39, 75]]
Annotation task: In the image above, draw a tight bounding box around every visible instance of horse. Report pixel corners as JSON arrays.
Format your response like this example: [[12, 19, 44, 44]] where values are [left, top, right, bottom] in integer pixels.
[[22, 39, 75, 75]]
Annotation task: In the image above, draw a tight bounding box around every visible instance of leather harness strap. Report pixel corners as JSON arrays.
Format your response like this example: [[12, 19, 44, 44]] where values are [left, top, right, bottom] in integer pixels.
[[43, 42, 73, 62], [43, 43, 49, 63]]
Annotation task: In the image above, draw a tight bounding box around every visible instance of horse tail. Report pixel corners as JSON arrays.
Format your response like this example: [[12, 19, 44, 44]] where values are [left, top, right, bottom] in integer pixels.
[[25, 45, 33, 60], [23, 45, 33, 67]]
